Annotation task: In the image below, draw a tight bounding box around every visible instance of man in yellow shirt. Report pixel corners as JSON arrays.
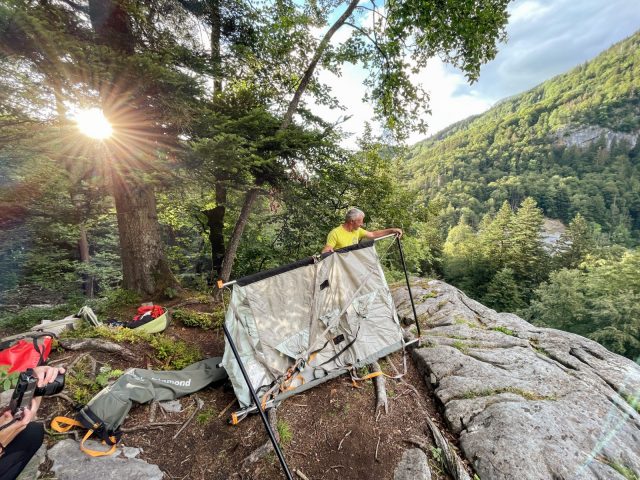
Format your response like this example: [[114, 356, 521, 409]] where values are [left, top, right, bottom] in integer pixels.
[[322, 208, 403, 253]]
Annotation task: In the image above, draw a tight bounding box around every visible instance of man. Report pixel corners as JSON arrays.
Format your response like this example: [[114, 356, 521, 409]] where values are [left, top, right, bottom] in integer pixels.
[[322, 208, 403, 253], [0, 365, 65, 480]]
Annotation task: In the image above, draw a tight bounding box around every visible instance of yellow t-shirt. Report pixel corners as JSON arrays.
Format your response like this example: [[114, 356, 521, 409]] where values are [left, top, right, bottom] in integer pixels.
[[326, 226, 368, 250]]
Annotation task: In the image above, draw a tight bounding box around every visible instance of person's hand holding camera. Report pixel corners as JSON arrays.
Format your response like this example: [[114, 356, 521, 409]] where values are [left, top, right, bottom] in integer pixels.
[[0, 366, 65, 456]]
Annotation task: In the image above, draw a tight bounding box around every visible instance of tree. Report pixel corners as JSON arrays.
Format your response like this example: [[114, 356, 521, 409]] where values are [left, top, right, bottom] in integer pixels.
[[555, 213, 594, 269]]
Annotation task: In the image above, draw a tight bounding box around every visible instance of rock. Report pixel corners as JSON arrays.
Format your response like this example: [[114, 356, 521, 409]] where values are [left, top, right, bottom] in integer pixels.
[[48, 439, 163, 480], [394, 448, 431, 480], [393, 280, 640, 480], [17, 443, 46, 480], [122, 446, 142, 459], [159, 399, 183, 413]]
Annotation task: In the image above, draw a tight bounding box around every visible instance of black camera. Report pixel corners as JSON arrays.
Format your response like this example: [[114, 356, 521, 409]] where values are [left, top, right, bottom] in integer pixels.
[[9, 368, 65, 419]]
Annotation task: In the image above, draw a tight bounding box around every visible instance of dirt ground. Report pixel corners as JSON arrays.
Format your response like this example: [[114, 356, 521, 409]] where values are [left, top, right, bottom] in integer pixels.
[[6, 304, 462, 480]]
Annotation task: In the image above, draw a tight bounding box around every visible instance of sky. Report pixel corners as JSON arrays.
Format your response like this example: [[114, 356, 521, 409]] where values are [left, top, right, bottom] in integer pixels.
[[313, 0, 640, 147]]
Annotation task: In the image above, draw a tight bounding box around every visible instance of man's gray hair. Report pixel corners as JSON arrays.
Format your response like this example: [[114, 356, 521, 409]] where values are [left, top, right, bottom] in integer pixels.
[[345, 208, 365, 222]]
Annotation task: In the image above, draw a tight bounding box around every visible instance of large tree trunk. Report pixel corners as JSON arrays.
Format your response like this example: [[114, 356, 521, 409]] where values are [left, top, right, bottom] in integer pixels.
[[111, 173, 176, 295], [89, 0, 177, 296], [78, 225, 94, 298]]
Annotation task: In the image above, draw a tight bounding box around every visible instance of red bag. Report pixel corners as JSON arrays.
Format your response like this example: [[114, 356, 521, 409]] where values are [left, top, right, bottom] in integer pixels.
[[0, 334, 54, 373]]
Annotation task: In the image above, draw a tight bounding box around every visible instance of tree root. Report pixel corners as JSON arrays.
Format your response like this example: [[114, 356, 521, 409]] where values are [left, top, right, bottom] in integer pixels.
[[59, 338, 135, 359], [369, 361, 388, 416], [241, 409, 279, 468], [425, 417, 471, 480]]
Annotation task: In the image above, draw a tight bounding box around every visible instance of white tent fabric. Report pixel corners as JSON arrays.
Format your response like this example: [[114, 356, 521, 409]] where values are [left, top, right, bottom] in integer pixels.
[[222, 242, 404, 409]]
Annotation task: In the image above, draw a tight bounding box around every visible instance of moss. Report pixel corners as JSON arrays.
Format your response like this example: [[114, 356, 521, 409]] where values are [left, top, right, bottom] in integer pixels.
[[62, 326, 203, 370], [455, 317, 481, 329], [622, 393, 640, 413], [490, 326, 516, 336], [172, 309, 215, 329], [451, 340, 469, 354], [602, 457, 639, 480], [456, 386, 556, 401], [196, 407, 218, 425]]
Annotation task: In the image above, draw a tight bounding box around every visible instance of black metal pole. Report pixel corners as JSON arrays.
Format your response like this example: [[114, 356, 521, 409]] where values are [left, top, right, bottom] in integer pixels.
[[396, 236, 421, 337], [222, 324, 293, 480]]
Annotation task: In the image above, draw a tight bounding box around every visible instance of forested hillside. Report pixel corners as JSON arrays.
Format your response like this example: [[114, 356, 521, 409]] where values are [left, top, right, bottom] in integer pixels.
[[406, 30, 640, 241], [402, 31, 640, 360]]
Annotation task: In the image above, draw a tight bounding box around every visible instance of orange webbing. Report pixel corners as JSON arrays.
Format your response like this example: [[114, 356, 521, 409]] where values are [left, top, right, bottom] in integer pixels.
[[51, 416, 118, 457]]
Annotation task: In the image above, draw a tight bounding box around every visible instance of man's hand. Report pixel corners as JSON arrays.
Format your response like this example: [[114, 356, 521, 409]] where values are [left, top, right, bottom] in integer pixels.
[[322, 244, 334, 253], [32, 365, 65, 388], [392, 228, 403, 238]]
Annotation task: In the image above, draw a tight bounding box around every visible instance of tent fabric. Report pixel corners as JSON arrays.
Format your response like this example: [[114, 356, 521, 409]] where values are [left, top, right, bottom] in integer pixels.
[[222, 242, 403, 409]]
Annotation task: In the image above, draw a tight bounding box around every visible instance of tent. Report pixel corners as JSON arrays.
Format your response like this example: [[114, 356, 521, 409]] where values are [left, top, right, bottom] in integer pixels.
[[221, 239, 409, 421]]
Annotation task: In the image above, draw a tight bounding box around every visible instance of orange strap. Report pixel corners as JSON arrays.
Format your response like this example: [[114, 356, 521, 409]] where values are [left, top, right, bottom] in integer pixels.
[[51, 416, 118, 457]]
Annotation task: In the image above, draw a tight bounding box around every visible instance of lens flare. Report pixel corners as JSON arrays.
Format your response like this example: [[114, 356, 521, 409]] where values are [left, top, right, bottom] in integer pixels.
[[75, 107, 113, 139]]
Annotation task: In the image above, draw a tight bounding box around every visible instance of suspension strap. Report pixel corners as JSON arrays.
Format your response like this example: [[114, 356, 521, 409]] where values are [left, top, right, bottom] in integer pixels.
[[51, 416, 119, 457]]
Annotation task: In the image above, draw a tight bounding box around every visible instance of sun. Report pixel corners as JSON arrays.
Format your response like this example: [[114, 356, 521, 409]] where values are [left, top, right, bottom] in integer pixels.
[[74, 107, 113, 139]]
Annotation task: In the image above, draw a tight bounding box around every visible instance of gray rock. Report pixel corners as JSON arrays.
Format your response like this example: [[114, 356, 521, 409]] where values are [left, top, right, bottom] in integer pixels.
[[48, 439, 163, 480], [122, 446, 142, 459], [159, 399, 182, 413], [17, 443, 46, 480], [394, 280, 640, 480], [394, 448, 431, 480]]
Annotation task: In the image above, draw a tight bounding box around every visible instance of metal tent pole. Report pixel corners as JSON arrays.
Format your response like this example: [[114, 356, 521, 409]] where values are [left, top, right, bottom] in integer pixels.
[[395, 236, 421, 337], [222, 323, 293, 480]]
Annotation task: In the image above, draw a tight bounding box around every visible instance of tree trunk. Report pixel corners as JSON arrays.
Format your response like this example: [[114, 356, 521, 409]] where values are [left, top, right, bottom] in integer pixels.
[[208, 182, 227, 280], [89, 0, 177, 296], [111, 172, 177, 296], [218, 188, 260, 285], [78, 225, 94, 298], [280, 0, 359, 130]]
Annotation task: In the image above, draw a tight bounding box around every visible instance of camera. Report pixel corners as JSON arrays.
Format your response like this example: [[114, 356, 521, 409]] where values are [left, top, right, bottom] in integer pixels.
[[9, 368, 65, 419]]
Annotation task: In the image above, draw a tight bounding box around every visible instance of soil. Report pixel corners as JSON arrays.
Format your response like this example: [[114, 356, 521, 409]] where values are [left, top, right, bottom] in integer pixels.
[[5, 302, 463, 480]]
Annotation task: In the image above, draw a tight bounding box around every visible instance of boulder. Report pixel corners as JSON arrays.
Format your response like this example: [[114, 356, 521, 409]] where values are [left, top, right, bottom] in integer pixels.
[[394, 280, 640, 480], [394, 448, 431, 480], [48, 439, 163, 480]]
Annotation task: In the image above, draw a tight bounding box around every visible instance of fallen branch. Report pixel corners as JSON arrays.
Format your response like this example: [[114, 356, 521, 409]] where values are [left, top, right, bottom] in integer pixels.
[[172, 396, 204, 440], [337, 430, 352, 451], [375, 435, 381, 462], [217, 398, 236, 419], [149, 401, 158, 423], [59, 338, 135, 359], [370, 361, 388, 416], [295, 469, 310, 480], [425, 417, 471, 480]]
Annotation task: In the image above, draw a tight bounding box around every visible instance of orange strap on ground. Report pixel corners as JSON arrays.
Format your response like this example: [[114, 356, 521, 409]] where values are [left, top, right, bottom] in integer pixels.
[[51, 416, 117, 457]]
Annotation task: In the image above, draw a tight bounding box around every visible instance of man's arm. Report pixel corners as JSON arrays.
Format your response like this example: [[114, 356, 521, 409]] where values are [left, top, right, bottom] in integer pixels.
[[322, 244, 334, 253], [364, 227, 403, 240]]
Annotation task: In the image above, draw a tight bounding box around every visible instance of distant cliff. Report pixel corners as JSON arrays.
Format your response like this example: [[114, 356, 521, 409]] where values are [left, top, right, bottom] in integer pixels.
[[394, 280, 640, 480]]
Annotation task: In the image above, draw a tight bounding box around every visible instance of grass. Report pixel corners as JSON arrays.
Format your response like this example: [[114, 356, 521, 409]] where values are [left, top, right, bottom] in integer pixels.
[[490, 326, 516, 336], [622, 392, 640, 413], [452, 340, 470, 354], [276, 419, 293, 446], [454, 317, 482, 329]]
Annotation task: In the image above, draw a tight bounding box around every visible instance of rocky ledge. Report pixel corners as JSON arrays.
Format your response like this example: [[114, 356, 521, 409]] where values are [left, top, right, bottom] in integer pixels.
[[393, 280, 640, 480]]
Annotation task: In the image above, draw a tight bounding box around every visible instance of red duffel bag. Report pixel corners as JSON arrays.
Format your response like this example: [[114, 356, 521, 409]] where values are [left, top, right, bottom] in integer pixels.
[[0, 333, 55, 373]]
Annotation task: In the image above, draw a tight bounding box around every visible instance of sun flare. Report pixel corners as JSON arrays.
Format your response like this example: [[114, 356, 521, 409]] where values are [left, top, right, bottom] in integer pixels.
[[75, 107, 113, 139]]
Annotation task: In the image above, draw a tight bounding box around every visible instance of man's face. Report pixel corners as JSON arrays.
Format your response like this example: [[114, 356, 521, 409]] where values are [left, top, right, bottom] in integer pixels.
[[352, 215, 365, 229]]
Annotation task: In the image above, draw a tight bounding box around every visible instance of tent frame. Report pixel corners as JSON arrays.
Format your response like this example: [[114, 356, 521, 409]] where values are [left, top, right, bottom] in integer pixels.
[[218, 234, 419, 479]]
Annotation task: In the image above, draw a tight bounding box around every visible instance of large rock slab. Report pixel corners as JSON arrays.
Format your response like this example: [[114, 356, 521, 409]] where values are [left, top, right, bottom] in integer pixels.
[[394, 448, 431, 480], [48, 439, 163, 480], [394, 280, 640, 480]]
